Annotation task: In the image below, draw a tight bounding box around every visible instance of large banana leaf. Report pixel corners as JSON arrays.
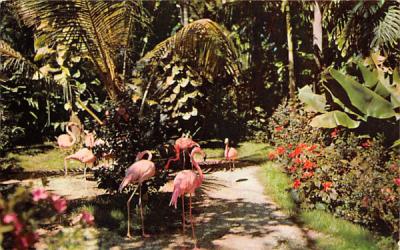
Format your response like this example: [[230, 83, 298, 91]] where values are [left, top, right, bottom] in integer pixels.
[[330, 68, 396, 119], [310, 110, 360, 128], [298, 85, 326, 113]]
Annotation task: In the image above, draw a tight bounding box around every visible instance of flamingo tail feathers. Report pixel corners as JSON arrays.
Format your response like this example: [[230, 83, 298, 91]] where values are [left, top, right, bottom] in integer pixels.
[[169, 187, 180, 209], [118, 176, 132, 192]]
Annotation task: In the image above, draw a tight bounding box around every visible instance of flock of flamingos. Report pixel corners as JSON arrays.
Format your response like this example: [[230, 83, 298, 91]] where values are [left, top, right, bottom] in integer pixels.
[[56, 121, 238, 248]]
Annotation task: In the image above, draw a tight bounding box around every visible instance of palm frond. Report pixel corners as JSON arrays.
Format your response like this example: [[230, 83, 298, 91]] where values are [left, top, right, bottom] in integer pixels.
[[372, 5, 400, 49], [139, 19, 240, 82], [12, 0, 148, 99], [0, 39, 48, 83]]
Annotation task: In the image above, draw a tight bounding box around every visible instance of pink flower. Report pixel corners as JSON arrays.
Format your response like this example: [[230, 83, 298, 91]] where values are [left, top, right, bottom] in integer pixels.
[[31, 188, 48, 202], [288, 165, 297, 173], [81, 211, 94, 225], [294, 157, 303, 165], [331, 128, 339, 138], [51, 195, 67, 213], [302, 171, 314, 179], [2, 212, 23, 234], [361, 139, 372, 148], [394, 178, 400, 187]]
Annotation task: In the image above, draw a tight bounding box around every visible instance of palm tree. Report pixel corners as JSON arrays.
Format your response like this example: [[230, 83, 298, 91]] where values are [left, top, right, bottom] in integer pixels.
[[282, 0, 296, 100], [8, 0, 148, 101], [137, 18, 240, 114]]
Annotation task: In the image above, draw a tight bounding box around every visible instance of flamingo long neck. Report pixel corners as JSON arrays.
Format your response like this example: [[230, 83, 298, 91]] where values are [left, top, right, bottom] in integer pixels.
[[191, 150, 204, 185], [224, 144, 229, 158], [137, 150, 152, 161], [66, 123, 77, 144], [145, 150, 152, 161]]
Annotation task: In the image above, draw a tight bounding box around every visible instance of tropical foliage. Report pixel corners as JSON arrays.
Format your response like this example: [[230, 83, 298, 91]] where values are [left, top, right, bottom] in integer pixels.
[[268, 99, 400, 240]]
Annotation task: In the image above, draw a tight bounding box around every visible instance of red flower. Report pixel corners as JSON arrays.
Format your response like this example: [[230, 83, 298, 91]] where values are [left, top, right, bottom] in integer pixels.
[[275, 126, 284, 132], [289, 165, 297, 173], [81, 211, 95, 225], [276, 146, 286, 155], [361, 139, 372, 148], [298, 143, 308, 149], [322, 182, 332, 191], [31, 188, 48, 202], [302, 160, 315, 170], [294, 157, 303, 165], [2, 212, 23, 234], [268, 152, 277, 160], [394, 178, 400, 186], [288, 148, 302, 158], [287, 143, 293, 149], [302, 171, 314, 179], [293, 179, 301, 189], [330, 128, 339, 138], [51, 195, 67, 213], [308, 144, 318, 152]]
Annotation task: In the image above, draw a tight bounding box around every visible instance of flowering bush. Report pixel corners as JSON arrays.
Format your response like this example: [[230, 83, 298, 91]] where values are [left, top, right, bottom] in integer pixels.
[[268, 99, 400, 240], [0, 186, 68, 249]]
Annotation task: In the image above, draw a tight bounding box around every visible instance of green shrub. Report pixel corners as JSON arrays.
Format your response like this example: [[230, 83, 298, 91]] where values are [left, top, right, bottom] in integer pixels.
[[268, 99, 400, 240], [92, 94, 168, 193]]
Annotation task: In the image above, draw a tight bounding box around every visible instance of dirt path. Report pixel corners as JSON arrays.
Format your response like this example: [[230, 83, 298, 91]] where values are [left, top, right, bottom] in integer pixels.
[[27, 166, 314, 249], [105, 166, 313, 250]]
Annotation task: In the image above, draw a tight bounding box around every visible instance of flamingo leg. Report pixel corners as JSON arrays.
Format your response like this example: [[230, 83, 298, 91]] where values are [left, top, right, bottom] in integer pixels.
[[83, 163, 87, 180], [181, 195, 186, 233], [183, 150, 186, 170], [126, 185, 139, 239], [165, 147, 180, 170], [64, 158, 68, 175], [139, 184, 150, 237], [189, 192, 198, 249]]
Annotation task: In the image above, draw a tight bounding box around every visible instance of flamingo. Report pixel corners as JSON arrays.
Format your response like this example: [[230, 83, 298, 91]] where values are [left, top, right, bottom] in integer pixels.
[[170, 147, 205, 249], [165, 137, 201, 170], [119, 150, 155, 238], [93, 138, 114, 164], [64, 148, 96, 179], [84, 131, 95, 149], [224, 138, 238, 171], [57, 122, 79, 149]]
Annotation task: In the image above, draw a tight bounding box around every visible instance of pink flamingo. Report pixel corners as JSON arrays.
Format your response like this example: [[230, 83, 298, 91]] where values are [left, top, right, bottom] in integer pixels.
[[64, 148, 96, 179], [119, 150, 155, 238], [170, 147, 205, 249], [84, 131, 95, 149], [57, 122, 79, 149], [224, 138, 238, 171], [165, 137, 200, 170]]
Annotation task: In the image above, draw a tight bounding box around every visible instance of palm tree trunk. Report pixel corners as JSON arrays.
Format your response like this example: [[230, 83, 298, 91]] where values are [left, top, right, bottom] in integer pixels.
[[313, 0, 323, 92], [180, 0, 189, 26], [282, 0, 296, 100]]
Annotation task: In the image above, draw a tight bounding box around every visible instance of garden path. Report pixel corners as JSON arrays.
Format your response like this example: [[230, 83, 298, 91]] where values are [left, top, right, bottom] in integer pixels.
[[28, 165, 317, 249]]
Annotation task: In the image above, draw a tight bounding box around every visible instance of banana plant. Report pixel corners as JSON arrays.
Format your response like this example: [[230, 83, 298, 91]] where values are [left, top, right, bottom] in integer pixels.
[[299, 53, 400, 129]]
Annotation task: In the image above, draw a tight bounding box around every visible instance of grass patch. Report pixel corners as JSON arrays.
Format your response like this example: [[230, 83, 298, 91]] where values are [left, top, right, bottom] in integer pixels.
[[302, 210, 380, 250], [258, 160, 383, 250], [5, 145, 82, 172], [259, 162, 296, 216], [203, 141, 271, 164]]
